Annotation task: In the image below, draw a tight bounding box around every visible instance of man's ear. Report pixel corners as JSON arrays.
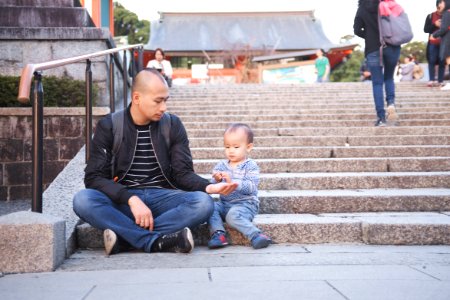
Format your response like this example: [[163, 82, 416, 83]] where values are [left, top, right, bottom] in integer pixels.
[[247, 143, 254, 152], [131, 91, 140, 105]]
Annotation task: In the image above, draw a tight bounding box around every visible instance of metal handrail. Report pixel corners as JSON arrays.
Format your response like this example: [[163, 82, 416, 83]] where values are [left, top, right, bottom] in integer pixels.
[[17, 43, 144, 212], [18, 44, 143, 102]]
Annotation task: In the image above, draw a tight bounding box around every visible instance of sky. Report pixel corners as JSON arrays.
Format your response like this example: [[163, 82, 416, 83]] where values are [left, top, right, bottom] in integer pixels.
[[117, 0, 435, 45]]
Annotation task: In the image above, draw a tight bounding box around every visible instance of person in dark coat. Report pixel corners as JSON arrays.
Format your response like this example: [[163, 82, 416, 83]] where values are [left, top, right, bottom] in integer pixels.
[[424, 0, 446, 87], [432, 0, 450, 90]]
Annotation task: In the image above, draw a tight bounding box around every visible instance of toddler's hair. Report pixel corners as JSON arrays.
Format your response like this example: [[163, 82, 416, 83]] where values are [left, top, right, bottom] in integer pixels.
[[224, 123, 254, 143]]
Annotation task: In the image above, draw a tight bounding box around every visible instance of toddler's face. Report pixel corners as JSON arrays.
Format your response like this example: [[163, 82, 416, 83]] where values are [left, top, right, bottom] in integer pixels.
[[223, 129, 253, 165]]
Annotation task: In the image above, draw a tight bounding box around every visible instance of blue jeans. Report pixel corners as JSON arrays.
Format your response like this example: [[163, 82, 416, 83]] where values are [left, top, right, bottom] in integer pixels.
[[427, 43, 445, 83], [208, 200, 260, 240], [366, 46, 401, 120], [73, 188, 214, 252], [317, 75, 328, 83]]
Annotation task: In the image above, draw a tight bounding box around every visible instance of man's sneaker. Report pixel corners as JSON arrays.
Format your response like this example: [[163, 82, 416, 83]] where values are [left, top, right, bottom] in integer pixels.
[[386, 104, 398, 121], [374, 118, 387, 127], [251, 233, 272, 249], [104, 229, 120, 256], [151, 227, 194, 253], [208, 230, 229, 249], [441, 83, 450, 91]]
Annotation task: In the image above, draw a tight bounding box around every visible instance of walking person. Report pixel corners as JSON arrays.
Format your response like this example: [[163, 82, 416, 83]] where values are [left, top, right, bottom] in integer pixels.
[[353, 0, 400, 126], [432, 0, 450, 90], [424, 0, 446, 87], [315, 49, 330, 83], [73, 69, 238, 255]]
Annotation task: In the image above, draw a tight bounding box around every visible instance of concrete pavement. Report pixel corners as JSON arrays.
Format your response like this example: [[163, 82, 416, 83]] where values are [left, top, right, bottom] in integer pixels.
[[1, 244, 450, 300]]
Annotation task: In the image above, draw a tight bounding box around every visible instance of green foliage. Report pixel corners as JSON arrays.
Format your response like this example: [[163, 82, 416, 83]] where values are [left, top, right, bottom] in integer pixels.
[[330, 50, 365, 82], [331, 41, 427, 82], [0, 75, 98, 107], [400, 41, 427, 63], [114, 2, 150, 44]]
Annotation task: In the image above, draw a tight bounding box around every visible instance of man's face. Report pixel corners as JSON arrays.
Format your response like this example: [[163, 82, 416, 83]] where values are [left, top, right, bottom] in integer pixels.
[[134, 77, 169, 123], [438, 1, 445, 12]]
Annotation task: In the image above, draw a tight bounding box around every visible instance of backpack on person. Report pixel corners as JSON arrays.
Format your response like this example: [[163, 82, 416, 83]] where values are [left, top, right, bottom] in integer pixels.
[[378, 0, 413, 46]]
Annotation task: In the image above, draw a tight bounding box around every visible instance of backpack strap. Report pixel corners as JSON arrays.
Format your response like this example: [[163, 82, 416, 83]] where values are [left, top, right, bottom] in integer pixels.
[[159, 112, 172, 149], [111, 109, 125, 156], [111, 109, 125, 179]]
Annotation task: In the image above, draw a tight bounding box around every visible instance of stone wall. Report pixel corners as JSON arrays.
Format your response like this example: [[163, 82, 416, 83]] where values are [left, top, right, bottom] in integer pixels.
[[0, 107, 109, 201]]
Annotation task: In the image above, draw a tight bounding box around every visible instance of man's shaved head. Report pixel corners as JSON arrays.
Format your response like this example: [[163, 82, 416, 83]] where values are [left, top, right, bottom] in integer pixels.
[[129, 68, 169, 125], [132, 68, 167, 94]]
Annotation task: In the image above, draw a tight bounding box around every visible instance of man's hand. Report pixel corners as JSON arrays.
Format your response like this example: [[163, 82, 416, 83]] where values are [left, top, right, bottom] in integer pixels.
[[205, 182, 238, 196], [128, 195, 154, 231]]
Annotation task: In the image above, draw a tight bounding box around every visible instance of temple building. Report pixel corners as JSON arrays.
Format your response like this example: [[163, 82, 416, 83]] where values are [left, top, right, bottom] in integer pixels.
[[145, 11, 357, 84]]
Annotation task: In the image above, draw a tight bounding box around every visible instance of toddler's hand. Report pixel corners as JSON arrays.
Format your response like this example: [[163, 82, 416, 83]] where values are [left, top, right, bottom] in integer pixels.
[[212, 172, 223, 182], [221, 172, 232, 183]]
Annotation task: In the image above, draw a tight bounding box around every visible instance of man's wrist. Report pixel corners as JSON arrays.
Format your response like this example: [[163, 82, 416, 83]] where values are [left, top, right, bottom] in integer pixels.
[[128, 195, 140, 206]]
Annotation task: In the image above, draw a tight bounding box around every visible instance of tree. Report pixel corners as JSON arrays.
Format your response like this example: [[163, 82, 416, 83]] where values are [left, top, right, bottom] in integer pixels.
[[113, 2, 150, 44], [330, 41, 427, 82], [330, 50, 365, 82], [400, 41, 427, 62]]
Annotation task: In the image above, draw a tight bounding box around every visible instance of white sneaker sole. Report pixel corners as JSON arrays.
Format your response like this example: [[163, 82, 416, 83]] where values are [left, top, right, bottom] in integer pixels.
[[104, 229, 117, 256], [386, 106, 398, 122], [184, 227, 194, 253]]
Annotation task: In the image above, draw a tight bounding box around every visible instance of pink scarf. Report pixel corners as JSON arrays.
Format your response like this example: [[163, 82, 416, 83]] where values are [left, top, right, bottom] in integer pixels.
[[379, 0, 403, 17]]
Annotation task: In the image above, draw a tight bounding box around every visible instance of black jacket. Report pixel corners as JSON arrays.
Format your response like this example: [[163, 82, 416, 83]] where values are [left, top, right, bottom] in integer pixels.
[[433, 9, 450, 60], [354, 1, 382, 56], [424, 12, 441, 35], [84, 106, 209, 204]]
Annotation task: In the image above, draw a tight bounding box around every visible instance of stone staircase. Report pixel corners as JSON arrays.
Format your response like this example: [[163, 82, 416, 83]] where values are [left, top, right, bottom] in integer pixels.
[[77, 82, 450, 248]]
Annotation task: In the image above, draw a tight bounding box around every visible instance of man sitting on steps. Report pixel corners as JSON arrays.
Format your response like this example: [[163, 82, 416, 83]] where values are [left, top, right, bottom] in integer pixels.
[[73, 69, 237, 255]]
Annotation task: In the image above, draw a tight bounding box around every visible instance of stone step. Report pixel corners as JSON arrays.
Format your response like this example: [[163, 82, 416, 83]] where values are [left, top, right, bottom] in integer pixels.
[[173, 107, 450, 116], [177, 112, 450, 122], [0, 7, 93, 27], [0, 0, 73, 7], [169, 96, 450, 103], [200, 172, 450, 190], [193, 157, 450, 173], [0, 27, 110, 40], [187, 126, 450, 137], [191, 146, 450, 159], [257, 189, 450, 214], [76, 212, 450, 247], [181, 119, 450, 129], [189, 135, 450, 147], [171, 96, 450, 103], [169, 85, 445, 93], [168, 102, 450, 112]]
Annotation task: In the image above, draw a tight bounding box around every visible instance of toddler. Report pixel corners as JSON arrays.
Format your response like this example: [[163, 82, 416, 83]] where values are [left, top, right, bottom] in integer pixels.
[[208, 123, 271, 249]]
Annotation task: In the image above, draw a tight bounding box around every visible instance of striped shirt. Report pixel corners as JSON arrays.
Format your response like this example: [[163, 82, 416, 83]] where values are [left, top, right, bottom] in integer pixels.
[[121, 124, 171, 189]]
